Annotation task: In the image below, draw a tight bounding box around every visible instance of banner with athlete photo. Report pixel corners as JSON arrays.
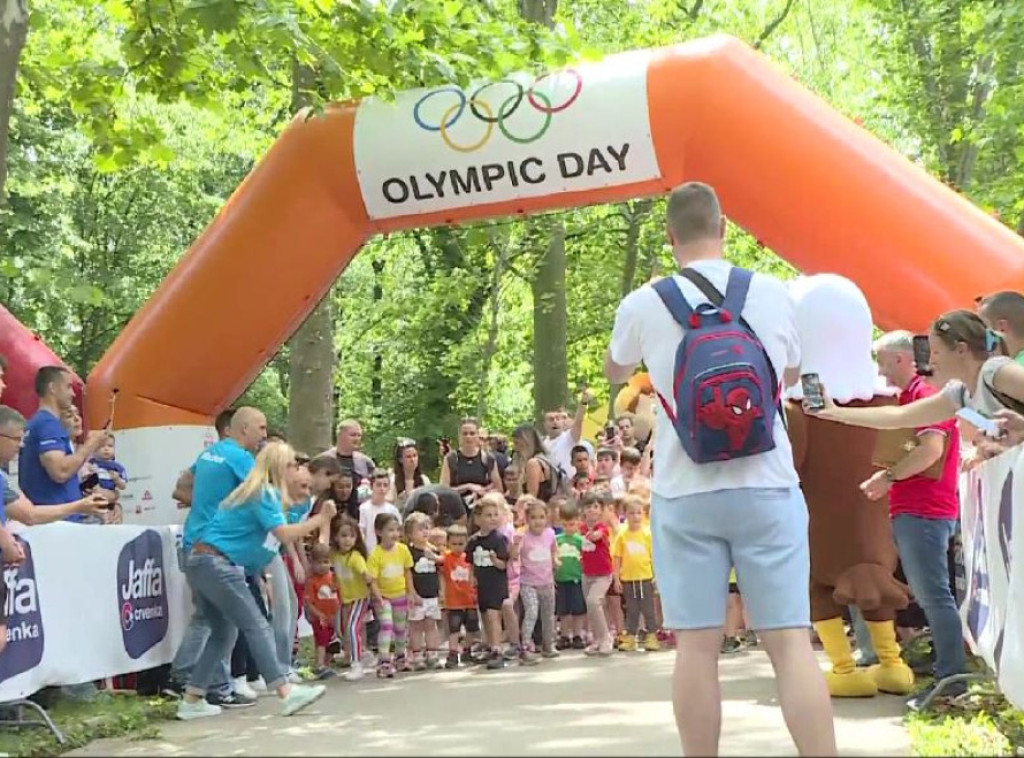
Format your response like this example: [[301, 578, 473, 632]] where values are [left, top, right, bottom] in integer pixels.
[[958, 446, 1024, 709], [352, 50, 661, 220], [0, 522, 191, 702]]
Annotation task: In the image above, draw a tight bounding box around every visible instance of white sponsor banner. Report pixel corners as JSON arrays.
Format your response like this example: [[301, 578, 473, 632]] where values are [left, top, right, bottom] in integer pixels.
[[958, 447, 1024, 708], [115, 426, 217, 527], [353, 50, 661, 220], [1, 522, 190, 702]]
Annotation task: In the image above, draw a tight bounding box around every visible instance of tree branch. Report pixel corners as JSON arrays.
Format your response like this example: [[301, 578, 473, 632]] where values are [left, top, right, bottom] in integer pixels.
[[753, 0, 797, 51], [682, 0, 704, 21]]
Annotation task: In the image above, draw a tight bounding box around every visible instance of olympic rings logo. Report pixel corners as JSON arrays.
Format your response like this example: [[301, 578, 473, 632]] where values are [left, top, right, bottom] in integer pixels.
[[412, 69, 583, 153]]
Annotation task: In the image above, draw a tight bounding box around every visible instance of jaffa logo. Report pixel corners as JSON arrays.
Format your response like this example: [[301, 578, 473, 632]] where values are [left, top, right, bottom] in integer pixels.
[[0, 536, 44, 684], [117, 530, 168, 659]]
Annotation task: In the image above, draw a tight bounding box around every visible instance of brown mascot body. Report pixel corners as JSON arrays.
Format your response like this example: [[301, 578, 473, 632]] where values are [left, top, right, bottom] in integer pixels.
[[786, 275, 914, 698]]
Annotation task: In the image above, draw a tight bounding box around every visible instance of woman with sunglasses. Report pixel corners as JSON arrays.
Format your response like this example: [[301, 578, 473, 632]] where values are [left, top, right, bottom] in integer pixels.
[[810, 310, 1024, 434], [389, 438, 430, 510]]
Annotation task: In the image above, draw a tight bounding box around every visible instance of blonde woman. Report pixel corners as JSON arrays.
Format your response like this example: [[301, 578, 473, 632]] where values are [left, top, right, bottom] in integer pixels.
[[179, 442, 336, 721]]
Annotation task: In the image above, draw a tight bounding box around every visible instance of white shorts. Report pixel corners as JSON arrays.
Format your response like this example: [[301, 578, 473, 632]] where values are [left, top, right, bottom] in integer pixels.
[[409, 597, 442, 622]]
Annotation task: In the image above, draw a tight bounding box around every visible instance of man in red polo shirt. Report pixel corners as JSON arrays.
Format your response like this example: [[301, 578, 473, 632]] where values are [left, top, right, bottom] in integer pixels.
[[860, 330, 965, 711]]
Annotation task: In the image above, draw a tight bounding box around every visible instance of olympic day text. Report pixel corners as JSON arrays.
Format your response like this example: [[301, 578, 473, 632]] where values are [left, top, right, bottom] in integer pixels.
[[380, 143, 632, 205]]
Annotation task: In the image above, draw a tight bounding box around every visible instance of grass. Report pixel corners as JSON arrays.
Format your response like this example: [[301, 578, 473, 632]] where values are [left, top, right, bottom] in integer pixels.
[[0, 691, 176, 758], [902, 638, 1024, 756]]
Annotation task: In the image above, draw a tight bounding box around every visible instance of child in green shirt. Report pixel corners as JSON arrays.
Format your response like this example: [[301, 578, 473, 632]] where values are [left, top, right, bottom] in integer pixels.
[[555, 501, 587, 650]]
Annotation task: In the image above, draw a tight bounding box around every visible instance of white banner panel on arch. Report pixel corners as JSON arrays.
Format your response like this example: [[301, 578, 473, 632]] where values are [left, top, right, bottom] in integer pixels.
[[958, 446, 1024, 709], [352, 51, 662, 220]]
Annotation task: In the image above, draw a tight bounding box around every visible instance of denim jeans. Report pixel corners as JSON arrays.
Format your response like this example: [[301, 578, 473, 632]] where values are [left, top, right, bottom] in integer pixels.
[[266, 553, 298, 671], [171, 547, 233, 696], [892, 515, 967, 681], [183, 552, 288, 695]]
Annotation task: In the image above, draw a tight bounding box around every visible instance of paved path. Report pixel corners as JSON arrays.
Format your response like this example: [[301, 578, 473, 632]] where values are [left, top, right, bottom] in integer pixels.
[[71, 650, 912, 756]]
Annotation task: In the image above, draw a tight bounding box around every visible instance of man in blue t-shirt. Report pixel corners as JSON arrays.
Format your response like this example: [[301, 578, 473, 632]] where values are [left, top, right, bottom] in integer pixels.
[[18, 366, 107, 522], [169, 406, 267, 709]]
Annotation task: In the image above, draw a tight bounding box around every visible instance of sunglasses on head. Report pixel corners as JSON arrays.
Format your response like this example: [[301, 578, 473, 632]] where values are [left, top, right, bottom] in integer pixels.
[[397, 437, 417, 448]]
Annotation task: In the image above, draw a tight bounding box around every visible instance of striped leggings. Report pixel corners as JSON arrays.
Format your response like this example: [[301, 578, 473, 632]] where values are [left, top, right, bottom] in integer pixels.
[[376, 596, 409, 660], [340, 599, 370, 662]]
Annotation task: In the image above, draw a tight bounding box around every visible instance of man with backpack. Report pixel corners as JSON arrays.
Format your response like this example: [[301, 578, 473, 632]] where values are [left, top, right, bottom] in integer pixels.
[[605, 182, 836, 757]]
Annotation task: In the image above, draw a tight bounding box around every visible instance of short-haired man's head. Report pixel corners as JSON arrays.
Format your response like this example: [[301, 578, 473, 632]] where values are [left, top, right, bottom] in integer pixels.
[[0, 405, 26, 430], [214, 409, 236, 438], [370, 468, 390, 484], [666, 182, 724, 247], [35, 365, 69, 399], [979, 291, 1024, 338], [873, 330, 914, 355]]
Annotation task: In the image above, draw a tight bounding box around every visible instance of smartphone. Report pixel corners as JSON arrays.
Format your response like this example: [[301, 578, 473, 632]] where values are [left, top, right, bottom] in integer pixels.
[[439, 437, 451, 454], [801, 373, 825, 411], [604, 424, 617, 441], [956, 407, 1004, 438], [912, 335, 933, 377]]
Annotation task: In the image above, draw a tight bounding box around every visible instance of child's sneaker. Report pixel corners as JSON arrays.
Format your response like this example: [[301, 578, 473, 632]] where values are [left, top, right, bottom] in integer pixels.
[[643, 632, 661, 652], [343, 662, 365, 682], [541, 647, 560, 659], [314, 666, 335, 680], [555, 635, 572, 651], [425, 655, 441, 670], [571, 636, 586, 650], [413, 656, 427, 672], [519, 648, 541, 666], [360, 652, 377, 669], [376, 661, 395, 679], [395, 655, 413, 673], [619, 635, 638, 652], [445, 651, 460, 669], [486, 650, 506, 670], [721, 636, 744, 655], [743, 630, 758, 649], [615, 631, 631, 650]]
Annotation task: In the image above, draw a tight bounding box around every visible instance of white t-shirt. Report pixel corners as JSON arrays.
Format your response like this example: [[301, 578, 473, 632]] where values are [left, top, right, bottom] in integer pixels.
[[358, 500, 401, 553], [544, 431, 593, 477], [608, 260, 801, 499], [941, 356, 1015, 416]]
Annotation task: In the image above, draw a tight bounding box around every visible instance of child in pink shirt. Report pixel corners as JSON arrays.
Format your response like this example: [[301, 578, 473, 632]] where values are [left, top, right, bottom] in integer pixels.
[[518, 497, 561, 656]]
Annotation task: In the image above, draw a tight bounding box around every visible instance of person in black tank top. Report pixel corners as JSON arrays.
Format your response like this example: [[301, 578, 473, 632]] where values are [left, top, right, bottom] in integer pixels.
[[440, 417, 503, 506], [512, 425, 557, 503]]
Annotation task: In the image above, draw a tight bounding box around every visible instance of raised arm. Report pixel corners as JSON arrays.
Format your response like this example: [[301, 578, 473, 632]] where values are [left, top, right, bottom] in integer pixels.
[[815, 390, 957, 430]]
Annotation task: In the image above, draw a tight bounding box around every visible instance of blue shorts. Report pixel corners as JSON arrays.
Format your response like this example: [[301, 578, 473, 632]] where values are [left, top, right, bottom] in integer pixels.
[[651, 487, 810, 631]]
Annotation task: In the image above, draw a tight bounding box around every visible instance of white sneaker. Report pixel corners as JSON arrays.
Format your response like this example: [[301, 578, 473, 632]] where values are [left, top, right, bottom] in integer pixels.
[[343, 663, 364, 682], [233, 677, 258, 700], [360, 652, 377, 668], [281, 683, 326, 716], [285, 670, 303, 685], [177, 699, 222, 721], [250, 677, 271, 696]]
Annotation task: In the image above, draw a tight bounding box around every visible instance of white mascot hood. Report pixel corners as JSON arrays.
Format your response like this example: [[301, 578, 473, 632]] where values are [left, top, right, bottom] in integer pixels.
[[784, 273, 895, 402]]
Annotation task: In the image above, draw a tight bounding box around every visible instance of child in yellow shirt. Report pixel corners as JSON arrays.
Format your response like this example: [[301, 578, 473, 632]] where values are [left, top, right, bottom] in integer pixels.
[[367, 512, 414, 678], [332, 516, 373, 681], [612, 495, 658, 652]]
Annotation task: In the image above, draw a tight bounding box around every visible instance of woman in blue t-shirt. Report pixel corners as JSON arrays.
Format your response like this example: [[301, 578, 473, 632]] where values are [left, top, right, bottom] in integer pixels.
[[179, 442, 337, 720]]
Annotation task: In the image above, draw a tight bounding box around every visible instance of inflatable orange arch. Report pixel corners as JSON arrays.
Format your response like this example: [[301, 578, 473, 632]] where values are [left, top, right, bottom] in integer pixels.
[[85, 34, 1024, 431]]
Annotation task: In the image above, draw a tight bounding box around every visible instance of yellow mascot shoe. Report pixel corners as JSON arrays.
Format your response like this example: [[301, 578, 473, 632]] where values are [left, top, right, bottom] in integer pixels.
[[865, 620, 915, 695], [815, 617, 879, 698]]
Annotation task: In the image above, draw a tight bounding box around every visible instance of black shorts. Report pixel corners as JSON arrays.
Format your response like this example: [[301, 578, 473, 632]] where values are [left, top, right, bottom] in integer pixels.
[[447, 608, 480, 634], [556, 581, 586, 617], [476, 578, 509, 612]]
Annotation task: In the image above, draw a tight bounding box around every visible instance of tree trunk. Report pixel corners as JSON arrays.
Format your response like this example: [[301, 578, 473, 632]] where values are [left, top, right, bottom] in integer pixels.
[[519, 0, 564, 424], [0, 0, 28, 205], [531, 223, 568, 421], [608, 200, 654, 417], [477, 231, 509, 419], [285, 61, 334, 455]]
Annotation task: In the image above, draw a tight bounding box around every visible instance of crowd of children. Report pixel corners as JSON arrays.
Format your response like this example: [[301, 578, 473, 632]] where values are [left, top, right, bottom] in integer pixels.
[[299, 464, 685, 680]]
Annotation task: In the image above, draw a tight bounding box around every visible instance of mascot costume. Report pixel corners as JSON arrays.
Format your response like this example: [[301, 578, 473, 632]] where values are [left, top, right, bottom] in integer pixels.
[[785, 274, 915, 698], [613, 372, 656, 445]]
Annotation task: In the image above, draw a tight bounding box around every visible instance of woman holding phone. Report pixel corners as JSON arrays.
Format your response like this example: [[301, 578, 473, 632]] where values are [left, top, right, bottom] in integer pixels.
[[808, 310, 1024, 432]]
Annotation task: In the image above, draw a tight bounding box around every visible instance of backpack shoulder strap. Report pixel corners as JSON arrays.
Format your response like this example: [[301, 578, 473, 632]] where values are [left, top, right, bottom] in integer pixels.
[[679, 267, 754, 330], [721, 267, 754, 316], [651, 277, 695, 328]]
